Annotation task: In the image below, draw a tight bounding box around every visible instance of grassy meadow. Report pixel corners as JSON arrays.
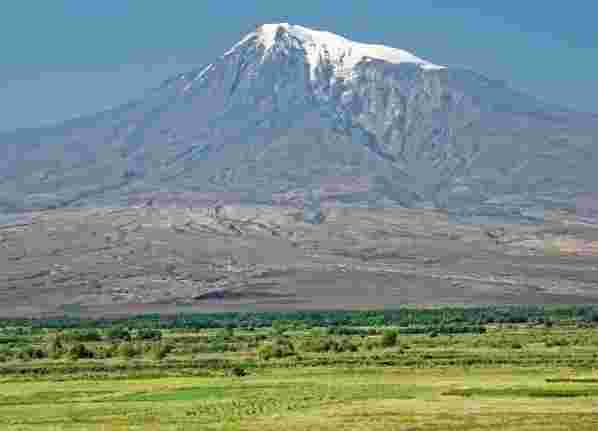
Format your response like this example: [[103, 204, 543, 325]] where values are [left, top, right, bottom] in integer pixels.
[[1, 307, 598, 430]]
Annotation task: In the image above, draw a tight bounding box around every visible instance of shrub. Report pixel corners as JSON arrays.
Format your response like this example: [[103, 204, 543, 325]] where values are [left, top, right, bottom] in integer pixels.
[[148, 343, 172, 361], [362, 338, 379, 351], [257, 343, 274, 360], [165, 263, 177, 275], [47, 336, 65, 359], [136, 329, 162, 341], [309, 328, 326, 338], [299, 336, 357, 353], [226, 366, 247, 377], [118, 342, 139, 359], [381, 330, 399, 348], [67, 343, 94, 360], [326, 326, 369, 336], [190, 343, 210, 354], [207, 340, 229, 353], [273, 337, 295, 355], [31, 347, 47, 360], [106, 327, 131, 341], [339, 337, 359, 352], [545, 338, 570, 348], [258, 338, 295, 360], [18, 346, 47, 361], [102, 343, 119, 359], [0, 345, 10, 360], [69, 329, 102, 342], [272, 321, 289, 336], [299, 336, 332, 353], [221, 326, 235, 340]]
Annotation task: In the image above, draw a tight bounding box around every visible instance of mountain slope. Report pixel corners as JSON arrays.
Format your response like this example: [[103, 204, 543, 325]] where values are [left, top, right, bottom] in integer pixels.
[[1, 23, 597, 219]]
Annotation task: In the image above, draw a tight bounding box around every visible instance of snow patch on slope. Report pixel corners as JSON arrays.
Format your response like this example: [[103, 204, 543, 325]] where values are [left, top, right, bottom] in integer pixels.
[[228, 23, 445, 80]]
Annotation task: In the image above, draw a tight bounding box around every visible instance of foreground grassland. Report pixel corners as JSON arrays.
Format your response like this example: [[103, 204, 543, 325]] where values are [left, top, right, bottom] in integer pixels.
[[2, 309, 598, 430], [3, 367, 598, 430]]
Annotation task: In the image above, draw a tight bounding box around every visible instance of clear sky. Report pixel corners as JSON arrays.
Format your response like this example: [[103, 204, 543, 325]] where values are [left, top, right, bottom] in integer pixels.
[[1, 1, 596, 131]]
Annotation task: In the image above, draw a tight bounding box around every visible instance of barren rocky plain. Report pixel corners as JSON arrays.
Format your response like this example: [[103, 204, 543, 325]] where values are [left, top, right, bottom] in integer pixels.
[[1, 204, 598, 318]]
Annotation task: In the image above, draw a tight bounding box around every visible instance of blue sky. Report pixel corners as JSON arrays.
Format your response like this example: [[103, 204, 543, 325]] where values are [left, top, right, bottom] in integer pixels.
[[1, 1, 596, 131]]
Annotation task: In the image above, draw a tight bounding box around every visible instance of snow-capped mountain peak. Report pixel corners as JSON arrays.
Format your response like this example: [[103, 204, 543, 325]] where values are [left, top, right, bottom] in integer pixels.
[[4, 23, 596, 221], [226, 23, 445, 80]]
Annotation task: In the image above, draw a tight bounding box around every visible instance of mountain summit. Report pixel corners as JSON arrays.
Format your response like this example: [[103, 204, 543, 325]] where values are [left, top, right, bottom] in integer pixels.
[[1, 24, 597, 219], [228, 23, 445, 74]]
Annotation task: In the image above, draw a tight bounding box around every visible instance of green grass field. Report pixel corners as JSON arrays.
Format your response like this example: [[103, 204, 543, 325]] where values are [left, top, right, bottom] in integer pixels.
[[2, 367, 598, 430], [1, 310, 598, 430]]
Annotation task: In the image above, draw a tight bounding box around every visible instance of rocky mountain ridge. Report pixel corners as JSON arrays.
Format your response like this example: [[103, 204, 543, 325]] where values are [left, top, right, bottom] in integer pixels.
[[1, 23, 597, 221]]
